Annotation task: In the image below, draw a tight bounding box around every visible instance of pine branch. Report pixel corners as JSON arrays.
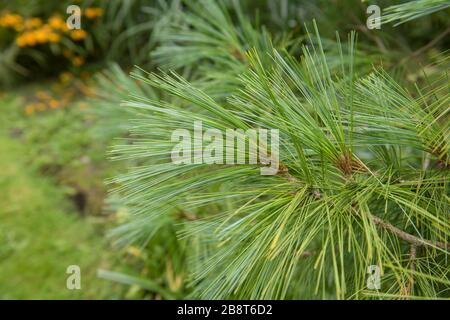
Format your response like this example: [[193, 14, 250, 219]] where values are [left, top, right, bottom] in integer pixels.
[[371, 216, 449, 250], [109, 7, 450, 298], [382, 0, 450, 26], [277, 167, 449, 251]]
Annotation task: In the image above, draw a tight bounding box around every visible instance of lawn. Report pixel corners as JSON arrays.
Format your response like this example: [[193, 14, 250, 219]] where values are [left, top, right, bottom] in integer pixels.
[[0, 94, 121, 299]]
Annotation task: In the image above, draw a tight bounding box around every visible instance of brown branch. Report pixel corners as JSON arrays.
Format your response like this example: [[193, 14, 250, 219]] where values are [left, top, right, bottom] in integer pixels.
[[371, 216, 448, 250], [400, 244, 417, 298], [397, 25, 450, 67], [354, 25, 387, 53], [410, 26, 450, 58], [278, 163, 300, 183], [277, 167, 449, 251]]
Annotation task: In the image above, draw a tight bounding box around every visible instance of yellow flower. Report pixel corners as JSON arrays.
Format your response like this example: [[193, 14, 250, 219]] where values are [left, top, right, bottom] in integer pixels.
[[34, 30, 48, 44], [16, 35, 28, 47], [16, 25, 58, 47], [0, 13, 23, 29], [25, 18, 42, 29], [72, 56, 85, 66], [26, 36, 38, 46], [48, 32, 61, 43], [84, 7, 103, 19], [16, 32, 38, 47], [48, 15, 66, 31], [70, 29, 87, 41]]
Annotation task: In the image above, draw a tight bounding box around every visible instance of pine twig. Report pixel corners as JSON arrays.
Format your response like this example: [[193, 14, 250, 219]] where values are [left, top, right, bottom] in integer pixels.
[[410, 25, 450, 58], [371, 216, 448, 250], [400, 244, 417, 299], [277, 168, 449, 251]]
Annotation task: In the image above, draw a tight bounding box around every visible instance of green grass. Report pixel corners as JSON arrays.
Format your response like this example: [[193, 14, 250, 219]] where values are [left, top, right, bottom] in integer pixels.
[[0, 95, 121, 299]]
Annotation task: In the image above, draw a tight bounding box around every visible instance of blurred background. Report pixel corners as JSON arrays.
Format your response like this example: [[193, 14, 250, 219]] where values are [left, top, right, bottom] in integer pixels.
[[0, 0, 448, 299]]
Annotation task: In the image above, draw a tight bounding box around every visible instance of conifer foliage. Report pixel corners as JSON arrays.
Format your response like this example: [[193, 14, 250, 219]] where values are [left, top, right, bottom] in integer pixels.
[[106, 0, 449, 299]]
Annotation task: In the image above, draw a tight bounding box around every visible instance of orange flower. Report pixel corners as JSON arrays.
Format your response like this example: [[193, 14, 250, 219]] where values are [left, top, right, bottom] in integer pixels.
[[84, 7, 103, 19], [70, 29, 87, 41], [34, 30, 48, 43], [16, 32, 37, 47], [25, 18, 42, 29], [0, 13, 23, 29], [16, 24, 57, 47], [48, 15, 66, 31]]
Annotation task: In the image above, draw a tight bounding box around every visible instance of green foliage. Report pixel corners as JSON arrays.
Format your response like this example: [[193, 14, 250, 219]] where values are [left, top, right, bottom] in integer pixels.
[[0, 0, 169, 86], [106, 2, 449, 299], [1, 0, 448, 301], [91, 63, 158, 139], [382, 0, 450, 25]]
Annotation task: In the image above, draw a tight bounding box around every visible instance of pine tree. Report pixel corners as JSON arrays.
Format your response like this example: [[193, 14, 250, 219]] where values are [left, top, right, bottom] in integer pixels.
[[103, 0, 449, 299]]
